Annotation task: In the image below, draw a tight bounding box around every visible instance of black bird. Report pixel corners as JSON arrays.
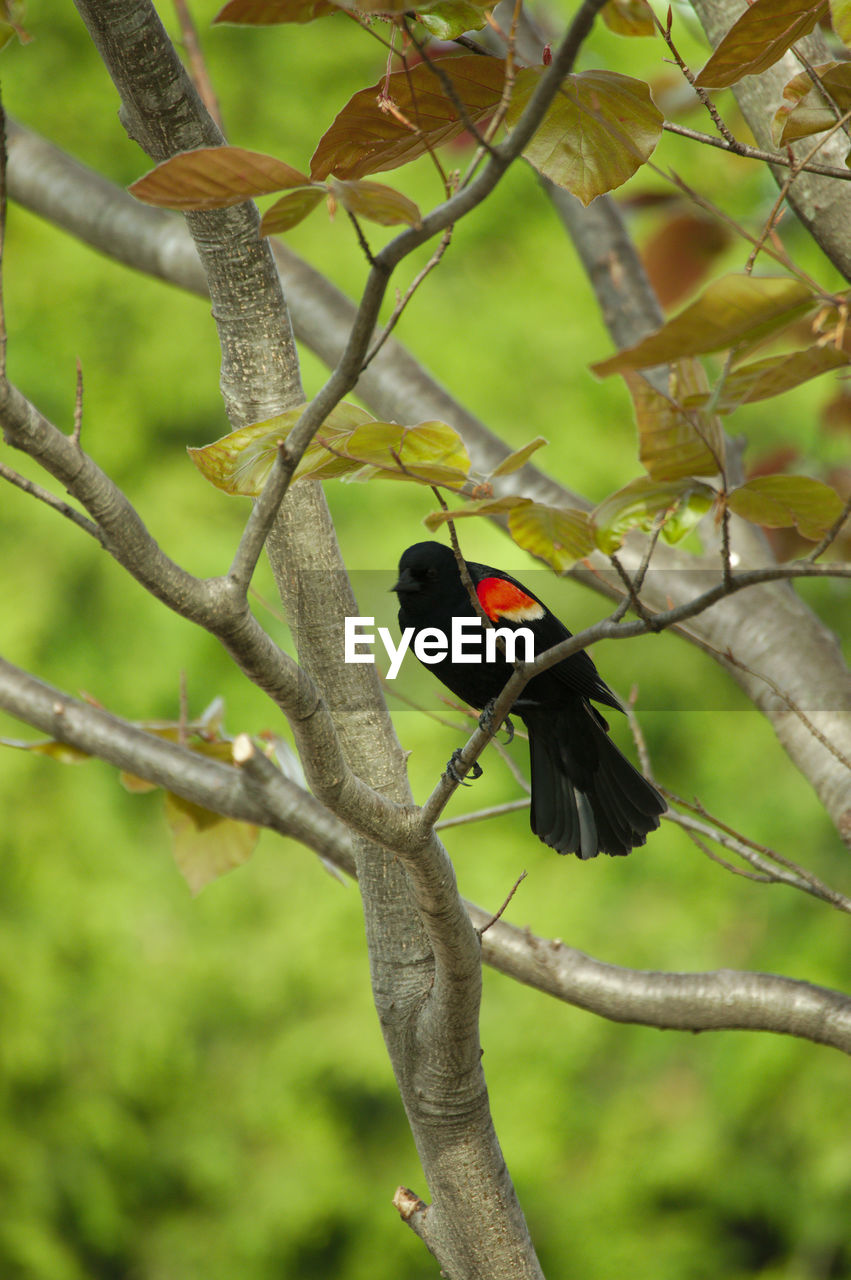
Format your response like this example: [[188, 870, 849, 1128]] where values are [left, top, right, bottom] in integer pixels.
[[393, 540, 666, 859]]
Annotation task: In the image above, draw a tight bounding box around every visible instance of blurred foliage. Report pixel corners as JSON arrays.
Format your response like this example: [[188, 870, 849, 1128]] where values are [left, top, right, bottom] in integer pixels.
[[1, 2, 850, 1278]]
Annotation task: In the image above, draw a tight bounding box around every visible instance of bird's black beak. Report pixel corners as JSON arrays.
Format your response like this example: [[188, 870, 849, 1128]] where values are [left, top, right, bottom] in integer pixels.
[[391, 567, 419, 594]]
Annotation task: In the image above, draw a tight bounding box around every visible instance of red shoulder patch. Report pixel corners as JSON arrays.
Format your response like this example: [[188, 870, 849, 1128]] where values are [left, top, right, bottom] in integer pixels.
[[476, 577, 545, 623]]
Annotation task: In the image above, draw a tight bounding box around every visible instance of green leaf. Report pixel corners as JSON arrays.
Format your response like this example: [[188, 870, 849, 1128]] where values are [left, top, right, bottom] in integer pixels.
[[310, 56, 506, 181], [165, 792, 258, 895], [831, 0, 851, 45], [695, 0, 828, 89], [326, 176, 422, 227], [726, 475, 844, 539], [214, 0, 336, 20], [0, 736, 91, 763], [626, 362, 724, 481], [601, 0, 656, 37], [772, 62, 851, 145], [342, 420, 471, 486], [417, 0, 491, 39], [688, 344, 851, 412], [489, 437, 548, 477], [292, 405, 383, 481], [592, 274, 816, 377], [506, 68, 662, 205], [424, 495, 532, 530], [592, 476, 716, 553], [189, 403, 369, 494], [129, 146, 310, 210], [260, 186, 326, 234], [0, 0, 30, 46], [507, 502, 595, 570]]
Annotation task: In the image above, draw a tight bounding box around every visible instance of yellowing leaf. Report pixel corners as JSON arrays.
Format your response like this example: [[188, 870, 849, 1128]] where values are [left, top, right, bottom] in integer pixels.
[[310, 56, 506, 181], [417, 0, 491, 39], [831, 0, 851, 45], [424, 495, 532, 530], [165, 792, 258, 895], [507, 502, 595, 570], [626, 362, 724, 481], [695, 0, 828, 89], [592, 275, 816, 377], [689, 344, 851, 412], [772, 62, 851, 145], [327, 176, 422, 227], [593, 477, 716, 553], [0, 736, 90, 763], [189, 402, 374, 495], [343, 420, 471, 486], [601, 0, 655, 37], [260, 186, 326, 234], [214, 0, 336, 22], [489, 437, 548, 477], [129, 146, 310, 210], [506, 68, 662, 205], [726, 475, 844, 539]]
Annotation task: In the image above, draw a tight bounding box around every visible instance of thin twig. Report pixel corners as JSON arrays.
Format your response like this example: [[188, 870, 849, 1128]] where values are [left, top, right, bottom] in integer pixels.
[[663, 796, 851, 913], [702, 639, 851, 774], [806, 492, 851, 562], [178, 670, 189, 747], [476, 869, 528, 936], [661, 120, 851, 182], [363, 227, 453, 370], [171, 0, 223, 130], [608, 515, 665, 623], [655, 6, 738, 147], [625, 690, 655, 781], [227, 441, 294, 592], [344, 209, 376, 267], [403, 21, 498, 163], [437, 798, 530, 830], [0, 460, 104, 542]]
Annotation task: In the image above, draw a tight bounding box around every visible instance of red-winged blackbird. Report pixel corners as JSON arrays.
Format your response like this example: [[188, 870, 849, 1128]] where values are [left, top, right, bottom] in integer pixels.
[[393, 540, 666, 859]]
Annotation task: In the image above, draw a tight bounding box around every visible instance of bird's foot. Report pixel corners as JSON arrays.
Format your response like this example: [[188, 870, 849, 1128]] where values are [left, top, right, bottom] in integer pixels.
[[478, 701, 514, 744], [446, 749, 483, 786]]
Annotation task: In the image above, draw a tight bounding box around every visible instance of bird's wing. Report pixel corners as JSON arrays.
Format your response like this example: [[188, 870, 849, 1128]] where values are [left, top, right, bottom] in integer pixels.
[[474, 569, 623, 712]]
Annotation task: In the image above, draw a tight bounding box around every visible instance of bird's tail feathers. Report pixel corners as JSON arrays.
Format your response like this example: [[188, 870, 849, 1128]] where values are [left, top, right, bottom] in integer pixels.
[[525, 704, 665, 858]]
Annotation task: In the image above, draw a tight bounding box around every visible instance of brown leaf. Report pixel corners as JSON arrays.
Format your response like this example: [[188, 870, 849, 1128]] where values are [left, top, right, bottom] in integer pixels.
[[695, 0, 828, 89], [772, 61, 851, 145], [260, 186, 327, 235], [641, 213, 732, 309], [626, 361, 724, 481], [327, 176, 422, 227], [592, 274, 816, 377], [130, 146, 310, 210], [310, 56, 507, 181], [214, 0, 336, 21]]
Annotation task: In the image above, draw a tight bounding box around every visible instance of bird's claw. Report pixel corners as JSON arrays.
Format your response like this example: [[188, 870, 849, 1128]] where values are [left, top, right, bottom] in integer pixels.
[[478, 701, 515, 745], [446, 748, 483, 786]]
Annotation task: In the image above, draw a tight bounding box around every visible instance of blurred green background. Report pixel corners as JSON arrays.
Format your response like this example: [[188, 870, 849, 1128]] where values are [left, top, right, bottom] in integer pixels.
[[2, 2, 850, 1277]]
